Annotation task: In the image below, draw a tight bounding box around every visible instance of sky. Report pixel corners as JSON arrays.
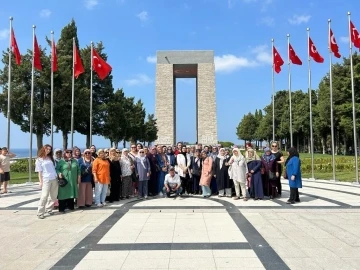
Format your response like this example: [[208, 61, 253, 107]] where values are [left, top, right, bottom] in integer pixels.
[[0, 0, 359, 149]]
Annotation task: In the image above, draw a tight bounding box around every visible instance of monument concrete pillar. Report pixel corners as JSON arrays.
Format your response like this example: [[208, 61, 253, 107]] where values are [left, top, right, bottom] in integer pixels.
[[155, 51, 217, 146]]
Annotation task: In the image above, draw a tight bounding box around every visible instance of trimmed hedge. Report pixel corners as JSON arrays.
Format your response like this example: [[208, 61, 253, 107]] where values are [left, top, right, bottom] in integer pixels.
[[10, 159, 36, 173]]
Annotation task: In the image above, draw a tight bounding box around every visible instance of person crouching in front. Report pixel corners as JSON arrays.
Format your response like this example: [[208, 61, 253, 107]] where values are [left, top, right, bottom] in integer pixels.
[[92, 149, 111, 207], [163, 167, 182, 198]]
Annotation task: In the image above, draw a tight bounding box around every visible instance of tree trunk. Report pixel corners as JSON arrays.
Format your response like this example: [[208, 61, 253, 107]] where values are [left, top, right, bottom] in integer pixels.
[[114, 141, 119, 149], [297, 135, 300, 151], [123, 141, 126, 148], [308, 136, 311, 154], [321, 136, 326, 154], [36, 133, 43, 151], [343, 137, 347, 155], [62, 131, 68, 150]]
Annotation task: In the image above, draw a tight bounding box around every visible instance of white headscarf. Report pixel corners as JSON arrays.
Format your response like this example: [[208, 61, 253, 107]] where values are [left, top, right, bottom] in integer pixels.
[[217, 148, 226, 169], [232, 148, 245, 162]]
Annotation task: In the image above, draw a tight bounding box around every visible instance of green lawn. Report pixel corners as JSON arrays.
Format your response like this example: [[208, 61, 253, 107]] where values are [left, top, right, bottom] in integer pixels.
[[9, 172, 38, 184]]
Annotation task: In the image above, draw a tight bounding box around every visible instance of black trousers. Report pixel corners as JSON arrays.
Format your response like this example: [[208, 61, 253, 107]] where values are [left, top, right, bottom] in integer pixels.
[[180, 174, 193, 194], [110, 179, 121, 201], [192, 175, 200, 194], [289, 187, 300, 202], [58, 198, 75, 212], [276, 176, 282, 195]]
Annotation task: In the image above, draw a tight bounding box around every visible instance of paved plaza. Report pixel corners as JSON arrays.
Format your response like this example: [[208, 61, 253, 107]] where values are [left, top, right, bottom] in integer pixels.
[[0, 179, 360, 270]]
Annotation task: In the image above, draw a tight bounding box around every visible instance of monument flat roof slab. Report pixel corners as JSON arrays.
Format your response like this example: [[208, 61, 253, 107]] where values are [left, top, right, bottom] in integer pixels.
[[156, 50, 214, 64]]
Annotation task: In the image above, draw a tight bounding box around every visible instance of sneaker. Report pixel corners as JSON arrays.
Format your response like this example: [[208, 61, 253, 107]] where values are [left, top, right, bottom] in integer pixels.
[[233, 197, 239, 200], [46, 211, 54, 215], [38, 215, 45, 219], [102, 202, 107, 206], [97, 204, 103, 207], [144, 196, 148, 199]]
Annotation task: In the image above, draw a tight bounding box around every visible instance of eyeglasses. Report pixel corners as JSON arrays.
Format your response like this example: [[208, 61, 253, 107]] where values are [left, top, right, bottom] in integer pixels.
[[271, 145, 277, 147], [85, 152, 91, 155], [139, 151, 144, 153], [66, 151, 72, 154]]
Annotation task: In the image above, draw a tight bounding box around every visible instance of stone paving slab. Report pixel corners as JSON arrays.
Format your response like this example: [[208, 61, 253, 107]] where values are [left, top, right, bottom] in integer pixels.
[[0, 180, 360, 269]]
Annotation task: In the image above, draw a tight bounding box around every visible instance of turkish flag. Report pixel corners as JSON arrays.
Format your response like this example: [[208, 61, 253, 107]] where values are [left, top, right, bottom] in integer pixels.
[[309, 37, 324, 63], [273, 46, 284, 73], [51, 38, 57, 72], [74, 44, 84, 78], [33, 35, 42, 71], [329, 29, 341, 58], [92, 47, 112, 80], [11, 28, 21, 65], [350, 21, 360, 50], [289, 43, 302, 65]]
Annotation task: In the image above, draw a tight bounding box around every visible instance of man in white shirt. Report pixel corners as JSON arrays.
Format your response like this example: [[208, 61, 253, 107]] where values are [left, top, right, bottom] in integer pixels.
[[0, 147, 16, 194], [163, 167, 182, 198]]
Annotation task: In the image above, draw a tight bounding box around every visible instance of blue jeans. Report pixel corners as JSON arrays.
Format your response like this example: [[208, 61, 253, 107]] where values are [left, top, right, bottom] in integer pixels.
[[95, 183, 108, 204], [202, 186, 211, 197], [163, 187, 183, 197]]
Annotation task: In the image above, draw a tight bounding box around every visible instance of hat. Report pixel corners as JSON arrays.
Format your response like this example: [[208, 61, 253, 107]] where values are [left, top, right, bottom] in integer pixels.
[[83, 149, 91, 154], [264, 147, 271, 152]]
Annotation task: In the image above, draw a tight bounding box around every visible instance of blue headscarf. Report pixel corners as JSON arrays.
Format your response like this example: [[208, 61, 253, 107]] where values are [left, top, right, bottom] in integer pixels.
[[262, 147, 275, 163]]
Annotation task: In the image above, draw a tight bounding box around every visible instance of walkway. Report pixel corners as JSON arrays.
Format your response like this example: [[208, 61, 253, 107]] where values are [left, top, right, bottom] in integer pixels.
[[0, 179, 359, 269]]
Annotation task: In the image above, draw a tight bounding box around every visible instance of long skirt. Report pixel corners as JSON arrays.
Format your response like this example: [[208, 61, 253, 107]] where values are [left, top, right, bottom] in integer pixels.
[[122, 176, 132, 198]]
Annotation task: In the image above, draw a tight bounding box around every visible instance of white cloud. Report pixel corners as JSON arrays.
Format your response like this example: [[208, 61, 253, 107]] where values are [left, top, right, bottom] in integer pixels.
[[146, 55, 156, 63], [40, 9, 51, 18], [84, 0, 98, 9], [125, 74, 153, 86], [0, 29, 9, 40], [214, 45, 272, 73], [288, 14, 311, 25], [340, 36, 349, 43], [215, 55, 258, 72], [260, 16, 275, 27], [136, 11, 148, 22]]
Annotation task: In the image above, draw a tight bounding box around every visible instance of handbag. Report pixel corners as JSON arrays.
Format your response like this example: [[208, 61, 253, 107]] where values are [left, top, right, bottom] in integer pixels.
[[58, 176, 68, 187], [268, 171, 276, 180]]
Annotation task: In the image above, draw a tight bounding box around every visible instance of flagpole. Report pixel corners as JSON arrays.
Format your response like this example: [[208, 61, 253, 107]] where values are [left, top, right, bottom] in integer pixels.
[[71, 38, 75, 149], [287, 34, 293, 147], [271, 38, 275, 142], [307, 28, 315, 180], [28, 25, 36, 184], [6, 17, 13, 150], [328, 19, 336, 181], [90, 41, 93, 147], [50, 31, 54, 147], [348, 12, 359, 184]]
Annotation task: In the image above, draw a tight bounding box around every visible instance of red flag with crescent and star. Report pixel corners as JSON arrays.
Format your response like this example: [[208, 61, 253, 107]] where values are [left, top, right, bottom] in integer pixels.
[[92, 47, 112, 80], [289, 43, 302, 65], [329, 29, 341, 58], [51, 37, 57, 72], [11, 28, 21, 65], [33, 35, 42, 71], [350, 20, 360, 50], [273, 46, 284, 73], [74, 44, 84, 78], [309, 37, 324, 63]]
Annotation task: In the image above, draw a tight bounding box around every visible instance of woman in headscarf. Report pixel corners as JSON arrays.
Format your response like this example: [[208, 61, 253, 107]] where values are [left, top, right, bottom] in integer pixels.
[[270, 141, 284, 197], [134, 149, 151, 199], [229, 148, 248, 200], [176, 145, 192, 195], [56, 149, 80, 212], [261, 147, 278, 199], [246, 149, 263, 200], [77, 149, 94, 208], [213, 148, 231, 197], [285, 147, 302, 204], [120, 148, 134, 199], [108, 148, 122, 202], [199, 150, 212, 198]]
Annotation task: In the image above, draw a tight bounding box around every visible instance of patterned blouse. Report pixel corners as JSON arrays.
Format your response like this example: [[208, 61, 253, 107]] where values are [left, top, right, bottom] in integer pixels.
[[120, 155, 133, 177]]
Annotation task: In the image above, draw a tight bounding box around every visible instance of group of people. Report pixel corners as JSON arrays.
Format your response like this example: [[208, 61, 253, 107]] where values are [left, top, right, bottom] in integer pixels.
[[33, 141, 302, 219]]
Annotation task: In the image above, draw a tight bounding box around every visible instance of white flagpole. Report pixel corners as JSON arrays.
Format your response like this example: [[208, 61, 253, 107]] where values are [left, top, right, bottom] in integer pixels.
[[347, 12, 359, 184], [328, 19, 336, 181], [90, 41, 93, 147], [6, 17, 13, 150], [50, 31, 54, 147], [307, 28, 315, 180], [70, 38, 75, 149], [287, 34, 293, 147], [271, 38, 275, 142], [28, 25, 36, 183]]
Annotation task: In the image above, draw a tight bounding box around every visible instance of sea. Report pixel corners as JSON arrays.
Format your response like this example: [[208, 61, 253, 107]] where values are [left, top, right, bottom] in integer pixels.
[[9, 149, 39, 158]]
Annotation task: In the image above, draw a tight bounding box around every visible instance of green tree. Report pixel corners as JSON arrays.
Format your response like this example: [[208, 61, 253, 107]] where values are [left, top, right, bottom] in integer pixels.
[[143, 114, 158, 145], [0, 46, 51, 150], [236, 113, 256, 142]]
